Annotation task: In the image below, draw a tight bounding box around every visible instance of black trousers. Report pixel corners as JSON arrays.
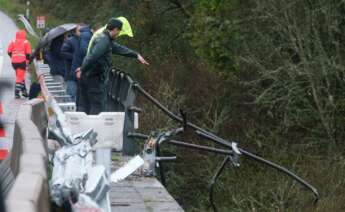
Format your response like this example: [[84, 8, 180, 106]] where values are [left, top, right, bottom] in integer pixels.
[[77, 74, 106, 115]]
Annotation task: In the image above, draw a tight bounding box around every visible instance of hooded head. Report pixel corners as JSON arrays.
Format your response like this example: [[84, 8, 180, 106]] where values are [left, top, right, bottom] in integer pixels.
[[105, 17, 133, 38], [116, 17, 133, 37], [87, 17, 133, 53], [16, 30, 27, 40]]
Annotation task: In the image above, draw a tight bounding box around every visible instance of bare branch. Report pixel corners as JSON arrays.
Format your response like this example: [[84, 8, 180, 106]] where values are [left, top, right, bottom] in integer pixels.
[[168, 0, 191, 18]]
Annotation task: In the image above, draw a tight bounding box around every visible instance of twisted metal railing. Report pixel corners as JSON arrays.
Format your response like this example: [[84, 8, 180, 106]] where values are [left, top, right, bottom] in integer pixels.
[[106, 68, 319, 212]]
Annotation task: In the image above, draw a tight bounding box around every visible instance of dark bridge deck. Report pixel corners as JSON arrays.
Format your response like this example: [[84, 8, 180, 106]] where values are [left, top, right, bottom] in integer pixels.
[[110, 154, 184, 212]]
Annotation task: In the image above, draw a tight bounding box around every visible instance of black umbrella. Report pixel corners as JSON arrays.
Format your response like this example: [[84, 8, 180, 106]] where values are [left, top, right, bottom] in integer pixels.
[[36, 23, 77, 49], [31, 23, 77, 59]]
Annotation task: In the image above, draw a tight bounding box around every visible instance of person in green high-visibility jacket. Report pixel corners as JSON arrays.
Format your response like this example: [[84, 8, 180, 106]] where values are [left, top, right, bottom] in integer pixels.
[[76, 17, 149, 115]]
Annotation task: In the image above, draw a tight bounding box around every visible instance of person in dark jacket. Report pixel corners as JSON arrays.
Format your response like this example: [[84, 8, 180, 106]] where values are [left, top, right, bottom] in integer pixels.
[[76, 17, 149, 115], [73, 25, 93, 70], [45, 34, 66, 84], [61, 26, 80, 100], [73, 25, 93, 107]]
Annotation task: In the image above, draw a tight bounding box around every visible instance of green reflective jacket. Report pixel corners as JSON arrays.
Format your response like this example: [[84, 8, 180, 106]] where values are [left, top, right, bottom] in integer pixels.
[[81, 30, 138, 79]]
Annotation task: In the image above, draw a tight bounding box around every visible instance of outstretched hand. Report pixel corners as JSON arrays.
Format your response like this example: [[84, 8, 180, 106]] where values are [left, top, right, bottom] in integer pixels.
[[138, 54, 149, 65]]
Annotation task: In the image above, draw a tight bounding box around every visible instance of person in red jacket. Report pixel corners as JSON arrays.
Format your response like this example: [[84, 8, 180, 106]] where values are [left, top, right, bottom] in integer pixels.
[[7, 30, 32, 98]]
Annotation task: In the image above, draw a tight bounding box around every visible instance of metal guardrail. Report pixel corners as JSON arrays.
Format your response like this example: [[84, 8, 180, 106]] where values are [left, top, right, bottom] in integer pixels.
[[34, 61, 75, 145], [34, 60, 112, 211], [106, 69, 140, 155]]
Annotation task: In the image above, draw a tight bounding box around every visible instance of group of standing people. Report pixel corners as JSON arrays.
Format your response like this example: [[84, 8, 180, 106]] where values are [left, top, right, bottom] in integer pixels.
[[47, 17, 149, 115], [8, 16, 149, 115]]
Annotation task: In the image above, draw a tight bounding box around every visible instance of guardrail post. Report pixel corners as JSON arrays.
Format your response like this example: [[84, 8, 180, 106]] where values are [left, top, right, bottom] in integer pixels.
[[106, 69, 139, 155], [122, 84, 137, 155]]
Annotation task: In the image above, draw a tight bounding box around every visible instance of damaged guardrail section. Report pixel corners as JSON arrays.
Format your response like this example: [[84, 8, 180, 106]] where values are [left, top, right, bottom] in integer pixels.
[[34, 60, 114, 211], [5, 99, 50, 212]]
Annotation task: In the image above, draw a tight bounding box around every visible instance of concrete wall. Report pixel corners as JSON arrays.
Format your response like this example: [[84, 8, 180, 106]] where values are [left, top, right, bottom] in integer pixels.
[[5, 99, 50, 212]]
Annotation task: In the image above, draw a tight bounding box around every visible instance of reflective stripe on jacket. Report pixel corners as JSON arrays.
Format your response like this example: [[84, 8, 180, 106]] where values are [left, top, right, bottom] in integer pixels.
[[7, 30, 32, 64]]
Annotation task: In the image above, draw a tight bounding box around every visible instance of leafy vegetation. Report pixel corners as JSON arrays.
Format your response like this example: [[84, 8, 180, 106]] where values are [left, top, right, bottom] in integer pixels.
[[3, 0, 345, 211]]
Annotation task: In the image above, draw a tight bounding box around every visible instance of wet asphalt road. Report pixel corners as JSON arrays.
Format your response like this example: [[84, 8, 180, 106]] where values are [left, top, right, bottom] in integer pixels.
[[0, 10, 22, 150]]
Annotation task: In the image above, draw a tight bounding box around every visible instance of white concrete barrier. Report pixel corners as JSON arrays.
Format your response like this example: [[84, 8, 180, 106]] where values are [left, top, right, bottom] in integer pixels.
[[65, 112, 125, 150], [6, 172, 49, 212], [4, 99, 50, 212]]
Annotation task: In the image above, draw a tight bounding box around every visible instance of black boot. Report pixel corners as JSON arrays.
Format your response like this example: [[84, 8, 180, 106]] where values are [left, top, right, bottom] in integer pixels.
[[15, 83, 21, 99], [21, 83, 28, 98]]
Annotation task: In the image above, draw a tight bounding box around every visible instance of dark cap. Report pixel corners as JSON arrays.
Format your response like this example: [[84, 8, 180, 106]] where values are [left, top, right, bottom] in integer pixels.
[[106, 18, 123, 30]]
